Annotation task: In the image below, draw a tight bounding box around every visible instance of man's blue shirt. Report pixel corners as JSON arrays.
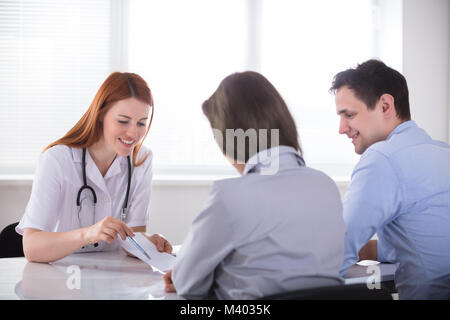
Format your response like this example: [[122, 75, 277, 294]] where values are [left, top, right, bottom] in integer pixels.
[[341, 120, 450, 299]]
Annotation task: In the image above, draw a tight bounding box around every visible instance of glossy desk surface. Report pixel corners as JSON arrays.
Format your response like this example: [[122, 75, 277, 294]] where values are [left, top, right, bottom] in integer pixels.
[[0, 251, 180, 300], [0, 251, 396, 300]]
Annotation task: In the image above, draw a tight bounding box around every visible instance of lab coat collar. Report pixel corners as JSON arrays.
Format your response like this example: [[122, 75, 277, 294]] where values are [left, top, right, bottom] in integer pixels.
[[243, 145, 305, 175], [103, 154, 127, 180], [71, 147, 129, 165], [71, 147, 128, 193]]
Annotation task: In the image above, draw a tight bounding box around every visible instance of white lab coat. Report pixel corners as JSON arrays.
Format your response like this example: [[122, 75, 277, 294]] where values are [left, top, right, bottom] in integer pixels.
[[172, 146, 346, 299], [16, 144, 153, 252]]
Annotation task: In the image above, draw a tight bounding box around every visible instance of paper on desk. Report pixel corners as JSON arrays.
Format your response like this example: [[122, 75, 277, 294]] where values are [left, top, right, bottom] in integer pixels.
[[119, 232, 176, 272]]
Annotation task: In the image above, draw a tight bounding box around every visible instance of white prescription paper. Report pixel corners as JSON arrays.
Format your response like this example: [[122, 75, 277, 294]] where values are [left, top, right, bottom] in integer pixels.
[[119, 232, 176, 272]]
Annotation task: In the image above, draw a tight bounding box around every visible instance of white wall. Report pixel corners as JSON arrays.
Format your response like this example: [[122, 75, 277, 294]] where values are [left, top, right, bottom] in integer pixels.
[[403, 0, 450, 143], [147, 184, 212, 244], [1, 0, 449, 245], [0, 183, 32, 236]]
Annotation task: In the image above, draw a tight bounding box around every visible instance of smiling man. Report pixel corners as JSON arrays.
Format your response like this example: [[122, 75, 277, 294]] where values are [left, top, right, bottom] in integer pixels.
[[330, 59, 450, 299]]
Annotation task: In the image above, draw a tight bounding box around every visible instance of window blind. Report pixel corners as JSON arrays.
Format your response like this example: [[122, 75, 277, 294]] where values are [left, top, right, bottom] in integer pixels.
[[0, 0, 113, 174]]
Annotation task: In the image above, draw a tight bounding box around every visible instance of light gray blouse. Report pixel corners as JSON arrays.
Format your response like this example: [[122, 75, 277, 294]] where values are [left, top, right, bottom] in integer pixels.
[[172, 146, 346, 299]]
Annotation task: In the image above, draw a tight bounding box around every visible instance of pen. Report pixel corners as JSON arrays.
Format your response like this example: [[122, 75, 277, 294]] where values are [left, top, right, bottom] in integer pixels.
[[127, 236, 151, 260]]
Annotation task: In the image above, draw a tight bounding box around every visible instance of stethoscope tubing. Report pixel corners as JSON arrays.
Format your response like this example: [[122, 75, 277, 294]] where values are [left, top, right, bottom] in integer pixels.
[[76, 148, 131, 223]]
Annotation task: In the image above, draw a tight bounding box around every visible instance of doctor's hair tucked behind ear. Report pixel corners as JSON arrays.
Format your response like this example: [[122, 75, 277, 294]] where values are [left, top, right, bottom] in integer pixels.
[[43, 72, 154, 167]]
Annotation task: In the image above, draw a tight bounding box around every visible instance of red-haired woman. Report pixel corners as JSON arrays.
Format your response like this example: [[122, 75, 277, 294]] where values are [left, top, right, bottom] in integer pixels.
[[16, 72, 172, 263]]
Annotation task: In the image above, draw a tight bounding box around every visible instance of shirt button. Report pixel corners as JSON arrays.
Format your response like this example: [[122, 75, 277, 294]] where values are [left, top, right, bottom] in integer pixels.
[[104, 196, 109, 203]]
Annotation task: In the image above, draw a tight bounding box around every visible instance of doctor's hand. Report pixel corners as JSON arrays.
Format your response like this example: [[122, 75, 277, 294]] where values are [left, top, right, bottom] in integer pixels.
[[163, 269, 177, 293], [143, 233, 173, 254], [82, 216, 135, 245]]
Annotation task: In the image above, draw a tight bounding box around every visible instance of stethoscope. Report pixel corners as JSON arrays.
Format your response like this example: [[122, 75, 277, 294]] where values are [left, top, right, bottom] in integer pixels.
[[76, 148, 132, 227]]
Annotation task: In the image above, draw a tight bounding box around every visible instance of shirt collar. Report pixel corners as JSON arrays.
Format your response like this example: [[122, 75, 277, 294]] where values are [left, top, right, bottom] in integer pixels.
[[386, 120, 417, 141], [243, 145, 305, 175], [71, 147, 83, 163], [71, 147, 129, 166], [71, 147, 129, 192]]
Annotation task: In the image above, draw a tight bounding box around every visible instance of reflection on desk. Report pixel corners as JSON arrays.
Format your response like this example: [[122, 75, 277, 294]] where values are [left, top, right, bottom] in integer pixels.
[[9, 251, 181, 300]]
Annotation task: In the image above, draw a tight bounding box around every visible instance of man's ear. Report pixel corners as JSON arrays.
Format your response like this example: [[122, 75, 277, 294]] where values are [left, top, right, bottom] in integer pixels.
[[379, 93, 396, 118]]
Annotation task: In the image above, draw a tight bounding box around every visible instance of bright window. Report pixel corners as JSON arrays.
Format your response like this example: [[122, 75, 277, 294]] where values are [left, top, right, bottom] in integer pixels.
[[128, 0, 377, 178]]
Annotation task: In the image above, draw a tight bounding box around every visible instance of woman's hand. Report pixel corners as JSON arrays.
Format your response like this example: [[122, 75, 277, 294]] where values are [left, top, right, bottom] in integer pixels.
[[163, 269, 176, 293], [143, 233, 173, 254], [82, 216, 135, 245]]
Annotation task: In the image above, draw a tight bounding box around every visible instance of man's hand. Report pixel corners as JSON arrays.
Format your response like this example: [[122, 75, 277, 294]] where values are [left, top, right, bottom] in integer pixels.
[[123, 230, 172, 258], [144, 233, 173, 254], [358, 239, 378, 261], [163, 269, 176, 293]]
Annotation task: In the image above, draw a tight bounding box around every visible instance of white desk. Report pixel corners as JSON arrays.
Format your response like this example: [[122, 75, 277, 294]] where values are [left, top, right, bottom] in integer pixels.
[[0, 252, 397, 300], [0, 251, 180, 300]]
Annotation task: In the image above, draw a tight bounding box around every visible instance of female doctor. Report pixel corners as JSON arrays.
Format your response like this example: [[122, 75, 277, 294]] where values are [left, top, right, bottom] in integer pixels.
[[17, 72, 172, 263]]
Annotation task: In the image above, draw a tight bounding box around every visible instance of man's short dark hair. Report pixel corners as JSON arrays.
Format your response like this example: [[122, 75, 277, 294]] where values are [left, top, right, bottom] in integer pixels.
[[329, 59, 411, 120]]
